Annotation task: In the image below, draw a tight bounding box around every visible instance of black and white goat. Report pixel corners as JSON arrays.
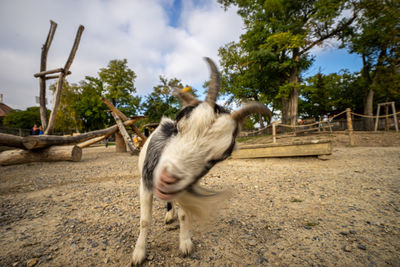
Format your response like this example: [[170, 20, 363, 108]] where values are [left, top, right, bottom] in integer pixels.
[[131, 57, 271, 265]]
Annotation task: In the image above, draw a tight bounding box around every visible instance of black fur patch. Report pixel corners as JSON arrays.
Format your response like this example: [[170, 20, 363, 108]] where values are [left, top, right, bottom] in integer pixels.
[[142, 120, 177, 190], [166, 202, 172, 211]]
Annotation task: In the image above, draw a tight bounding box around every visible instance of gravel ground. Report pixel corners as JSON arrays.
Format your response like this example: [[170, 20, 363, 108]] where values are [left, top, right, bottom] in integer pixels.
[[0, 133, 399, 266]]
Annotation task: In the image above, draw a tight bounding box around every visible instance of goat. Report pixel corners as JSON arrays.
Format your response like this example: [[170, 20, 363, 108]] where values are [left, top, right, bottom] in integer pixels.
[[131, 57, 272, 265]]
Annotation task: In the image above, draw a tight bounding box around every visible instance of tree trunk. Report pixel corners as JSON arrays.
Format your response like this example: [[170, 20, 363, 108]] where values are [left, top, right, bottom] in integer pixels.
[[115, 132, 126, 153], [286, 65, 299, 126], [0, 145, 82, 166], [363, 89, 374, 130]]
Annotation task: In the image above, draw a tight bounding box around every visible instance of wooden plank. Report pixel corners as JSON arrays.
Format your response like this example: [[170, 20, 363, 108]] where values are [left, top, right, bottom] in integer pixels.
[[231, 141, 332, 159]]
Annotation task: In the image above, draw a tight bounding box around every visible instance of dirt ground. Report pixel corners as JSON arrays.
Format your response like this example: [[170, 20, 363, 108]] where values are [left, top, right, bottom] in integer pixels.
[[0, 132, 399, 266]]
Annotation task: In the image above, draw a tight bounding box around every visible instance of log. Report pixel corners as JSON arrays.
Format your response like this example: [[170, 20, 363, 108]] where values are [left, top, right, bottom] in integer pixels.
[[0, 133, 25, 149], [45, 71, 71, 80], [101, 97, 147, 145], [0, 145, 82, 166], [23, 119, 136, 150], [34, 67, 64, 77], [115, 132, 126, 153], [39, 20, 57, 129], [45, 25, 84, 135], [77, 135, 107, 148], [231, 140, 332, 159], [111, 112, 137, 154]]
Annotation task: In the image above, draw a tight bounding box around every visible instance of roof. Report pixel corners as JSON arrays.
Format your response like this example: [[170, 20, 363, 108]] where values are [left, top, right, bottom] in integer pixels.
[[0, 102, 13, 117]]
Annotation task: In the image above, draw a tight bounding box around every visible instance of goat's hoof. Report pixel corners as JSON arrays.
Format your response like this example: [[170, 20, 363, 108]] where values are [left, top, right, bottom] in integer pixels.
[[131, 247, 146, 266], [179, 238, 193, 256], [164, 211, 177, 224]]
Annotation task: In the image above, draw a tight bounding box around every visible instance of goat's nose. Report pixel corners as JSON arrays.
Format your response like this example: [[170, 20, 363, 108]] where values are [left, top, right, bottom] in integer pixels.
[[160, 169, 178, 184]]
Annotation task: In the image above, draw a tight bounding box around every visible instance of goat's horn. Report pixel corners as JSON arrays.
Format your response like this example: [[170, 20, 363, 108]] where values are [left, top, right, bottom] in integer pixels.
[[231, 102, 272, 124], [204, 57, 220, 108], [173, 88, 200, 106]]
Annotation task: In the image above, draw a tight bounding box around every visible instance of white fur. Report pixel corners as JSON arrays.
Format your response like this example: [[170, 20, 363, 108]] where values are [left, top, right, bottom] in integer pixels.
[[132, 102, 236, 265]]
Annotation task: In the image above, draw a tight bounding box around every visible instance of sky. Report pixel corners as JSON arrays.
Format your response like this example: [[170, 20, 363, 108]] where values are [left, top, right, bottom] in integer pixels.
[[0, 0, 362, 110]]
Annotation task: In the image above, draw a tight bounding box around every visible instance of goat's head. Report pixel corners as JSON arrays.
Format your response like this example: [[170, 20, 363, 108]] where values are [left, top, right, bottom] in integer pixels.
[[153, 57, 272, 201]]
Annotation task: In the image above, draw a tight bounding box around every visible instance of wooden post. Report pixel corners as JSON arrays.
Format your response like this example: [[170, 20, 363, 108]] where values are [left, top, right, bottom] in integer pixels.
[[385, 105, 389, 131], [45, 25, 84, 135], [111, 112, 137, 154], [38, 20, 57, 130], [115, 132, 126, 153], [346, 108, 355, 146], [391, 102, 399, 132], [374, 104, 381, 131], [272, 122, 277, 144]]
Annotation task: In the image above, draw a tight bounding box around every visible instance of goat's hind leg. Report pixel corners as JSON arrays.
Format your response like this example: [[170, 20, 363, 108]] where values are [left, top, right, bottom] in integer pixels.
[[164, 202, 177, 224], [132, 180, 153, 265], [178, 207, 193, 256]]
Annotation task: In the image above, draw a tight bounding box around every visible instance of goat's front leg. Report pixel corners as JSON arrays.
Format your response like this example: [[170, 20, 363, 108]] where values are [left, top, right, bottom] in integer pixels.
[[178, 207, 193, 256], [132, 180, 153, 265]]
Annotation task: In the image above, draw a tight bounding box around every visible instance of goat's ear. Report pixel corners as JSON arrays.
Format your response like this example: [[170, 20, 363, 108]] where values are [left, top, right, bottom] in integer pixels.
[[231, 102, 272, 125], [173, 88, 201, 106], [204, 57, 220, 109]]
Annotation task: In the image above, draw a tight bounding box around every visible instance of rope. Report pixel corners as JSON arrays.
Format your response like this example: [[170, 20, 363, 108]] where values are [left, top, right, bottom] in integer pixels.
[[351, 111, 400, 119]]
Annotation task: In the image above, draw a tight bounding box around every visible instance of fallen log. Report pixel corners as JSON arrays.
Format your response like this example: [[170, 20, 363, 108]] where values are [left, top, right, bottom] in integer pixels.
[[111, 112, 137, 154], [0, 145, 82, 166], [0, 133, 25, 149], [101, 97, 147, 146], [22, 119, 136, 150]]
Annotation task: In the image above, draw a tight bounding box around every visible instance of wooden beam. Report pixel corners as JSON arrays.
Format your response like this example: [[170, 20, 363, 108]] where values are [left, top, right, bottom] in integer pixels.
[[231, 140, 332, 159], [45, 25, 84, 135], [0, 145, 82, 166], [45, 71, 71, 80], [22, 119, 136, 150], [34, 68, 64, 78], [0, 133, 25, 149], [111, 112, 137, 154]]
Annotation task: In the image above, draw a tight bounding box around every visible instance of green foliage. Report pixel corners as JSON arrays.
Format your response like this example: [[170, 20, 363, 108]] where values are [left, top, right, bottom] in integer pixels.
[[299, 71, 364, 118], [74, 76, 109, 131], [99, 59, 141, 116], [3, 107, 47, 129], [142, 76, 185, 123], [218, 0, 352, 123]]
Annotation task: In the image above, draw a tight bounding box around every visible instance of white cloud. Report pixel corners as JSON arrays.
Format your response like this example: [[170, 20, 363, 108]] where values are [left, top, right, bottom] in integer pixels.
[[0, 0, 243, 110]]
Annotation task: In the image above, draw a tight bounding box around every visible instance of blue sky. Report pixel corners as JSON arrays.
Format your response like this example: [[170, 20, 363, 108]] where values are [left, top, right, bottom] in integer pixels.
[[0, 0, 362, 110]]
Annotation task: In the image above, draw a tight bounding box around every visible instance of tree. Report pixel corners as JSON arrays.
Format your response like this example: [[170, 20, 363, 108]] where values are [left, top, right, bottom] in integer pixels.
[[99, 59, 141, 116], [74, 76, 109, 131], [219, 0, 357, 125], [3, 107, 46, 129], [142, 76, 186, 122], [49, 81, 81, 133], [340, 0, 400, 130], [299, 71, 364, 118]]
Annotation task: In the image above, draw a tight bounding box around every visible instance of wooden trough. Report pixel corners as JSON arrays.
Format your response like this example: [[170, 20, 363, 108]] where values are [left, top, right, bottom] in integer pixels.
[[231, 140, 332, 159]]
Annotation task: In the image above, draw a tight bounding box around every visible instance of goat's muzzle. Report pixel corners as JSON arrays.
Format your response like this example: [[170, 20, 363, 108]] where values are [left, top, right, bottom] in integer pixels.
[[154, 169, 181, 201]]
